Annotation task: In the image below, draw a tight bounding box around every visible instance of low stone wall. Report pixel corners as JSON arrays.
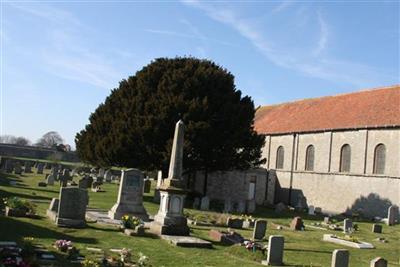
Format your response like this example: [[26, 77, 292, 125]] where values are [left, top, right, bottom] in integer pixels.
[[0, 143, 79, 162], [275, 170, 400, 218], [192, 168, 274, 206]]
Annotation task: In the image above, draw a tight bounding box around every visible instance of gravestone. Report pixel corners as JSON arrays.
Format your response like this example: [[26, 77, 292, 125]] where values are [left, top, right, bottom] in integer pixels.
[[223, 198, 232, 213], [372, 224, 382, 233], [290, 217, 304, 230], [295, 195, 307, 211], [308, 205, 315, 215], [62, 169, 71, 180], [56, 187, 88, 228], [247, 199, 256, 213], [265, 235, 284, 266], [193, 197, 200, 209], [331, 249, 349, 267], [98, 168, 105, 178], [370, 257, 387, 267], [324, 216, 331, 224], [156, 170, 163, 188], [37, 163, 44, 174], [343, 218, 353, 233], [78, 177, 89, 189], [5, 160, 13, 173], [47, 174, 55, 186], [46, 198, 59, 221], [24, 162, 32, 173], [59, 175, 68, 187], [14, 162, 22, 175], [227, 217, 243, 229], [387, 205, 399, 226], [108, 169, 148, 220], [104, 170, 112, 183], [200, 196, 210, 210], [253, 220, 267, 240], [143, 178, 151, 193], [237, 201, 246, 213]]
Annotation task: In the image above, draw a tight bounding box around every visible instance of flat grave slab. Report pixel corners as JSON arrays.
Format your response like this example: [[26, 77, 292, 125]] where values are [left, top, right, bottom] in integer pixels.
[[323, 234, 374, 249], [161, 235, 212, 248], [86, 209, 121, 226]]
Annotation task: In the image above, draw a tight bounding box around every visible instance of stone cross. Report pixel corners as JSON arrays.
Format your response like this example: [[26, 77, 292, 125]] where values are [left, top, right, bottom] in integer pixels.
[[370, 257, 387, 267], [167, 120, 184, 181], [108, 169, 148, 220], [387, 205, 399, 226], [253, 219, 267, 240], [331, 249, 349, 267], [343, 218, 353, 233], [265, 235, 284, 266]]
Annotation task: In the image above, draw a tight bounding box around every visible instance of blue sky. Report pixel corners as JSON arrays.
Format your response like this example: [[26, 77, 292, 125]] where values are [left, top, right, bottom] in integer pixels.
[[1, 0, 399, 148]]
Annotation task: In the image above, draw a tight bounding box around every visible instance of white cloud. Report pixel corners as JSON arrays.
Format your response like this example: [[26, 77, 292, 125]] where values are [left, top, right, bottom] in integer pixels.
[[182, 1, 394, 87]]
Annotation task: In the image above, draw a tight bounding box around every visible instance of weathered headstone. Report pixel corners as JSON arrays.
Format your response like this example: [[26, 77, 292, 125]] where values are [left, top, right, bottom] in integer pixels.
[[156, 170, 163, 188], [343, 218, 353, 233], [227, 217, 243, 229], [295, 195, 307, 211], [143, 178, 151, 193], [14, 162, 22, 175], [387, 205, 399, 226], [200, 196, 210, 210], [324, 216, 331, 224], [24, 162, 32, 173], [5, 160, 13, 173], [47, 174, 55, 186], [108, 169, 148, 220], [247, 199, 256, 213], [264, 235, 284, 266], [370, 257, 387, 267], [98, 168, 105, 178], [56, 187, 88, 228], [223, 198, 232, 213], [46, 198, 59, 221], [308, 205, 315, 215], [372, 224, 382, 233], [253, 220, 267, 240], [237, 200, 246, 213], [59, 175, 68, 187], [331, 249, 349, 267], [37, 163, 44, 174], [290, 217, 304, 230], [193, 197, 200, 209], [104, 170, 112, 183]]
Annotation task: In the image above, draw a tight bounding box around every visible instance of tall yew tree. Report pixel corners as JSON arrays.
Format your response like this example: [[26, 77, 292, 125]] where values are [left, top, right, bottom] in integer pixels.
[[76, 57, 265, 177]]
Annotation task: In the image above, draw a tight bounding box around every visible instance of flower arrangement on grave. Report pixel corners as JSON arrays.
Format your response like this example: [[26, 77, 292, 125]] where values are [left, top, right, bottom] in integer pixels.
[[81, 258, 101, 267], [121, 215, 142, 229], [3, 197, 36, 216], [119, 248, 131, 263], [54, 239, 73, 252], [137, 252, 149, 267]]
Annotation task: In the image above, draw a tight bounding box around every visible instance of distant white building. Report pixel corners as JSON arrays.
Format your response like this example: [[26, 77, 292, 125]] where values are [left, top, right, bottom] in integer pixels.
[[254, 85, 400, 217]]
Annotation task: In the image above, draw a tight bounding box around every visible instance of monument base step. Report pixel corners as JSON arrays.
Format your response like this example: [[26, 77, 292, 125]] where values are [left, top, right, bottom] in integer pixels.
[[161, 235, 212, 248]]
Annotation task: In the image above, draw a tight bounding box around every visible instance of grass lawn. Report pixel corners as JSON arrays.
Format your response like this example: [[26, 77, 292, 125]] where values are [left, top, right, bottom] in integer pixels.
[[0, 169, 399, 266]]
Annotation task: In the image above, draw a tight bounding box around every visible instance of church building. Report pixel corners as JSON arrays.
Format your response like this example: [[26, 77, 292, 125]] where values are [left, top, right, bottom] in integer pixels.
[[254, 85, 400, 217]]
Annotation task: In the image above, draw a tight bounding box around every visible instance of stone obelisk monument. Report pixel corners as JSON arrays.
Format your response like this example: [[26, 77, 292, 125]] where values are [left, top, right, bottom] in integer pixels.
[[151, 120, 190, 236]]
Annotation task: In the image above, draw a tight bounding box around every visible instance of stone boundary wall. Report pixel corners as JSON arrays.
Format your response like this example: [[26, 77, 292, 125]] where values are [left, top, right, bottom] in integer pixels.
[[0, 143, 79, 162], [275, 170, 400, 218]]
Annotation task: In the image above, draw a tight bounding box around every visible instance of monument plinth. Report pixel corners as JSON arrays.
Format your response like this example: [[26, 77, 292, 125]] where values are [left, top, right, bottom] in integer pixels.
[[108, 168, 149, 221], [151, 120, 190, 236]]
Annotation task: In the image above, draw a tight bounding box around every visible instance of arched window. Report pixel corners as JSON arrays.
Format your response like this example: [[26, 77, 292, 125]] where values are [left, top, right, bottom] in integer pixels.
[[373, 144, 386, 174], [276, 146, 284, 169], [340, 144, 351, 172], [305, 145, 315, 171]]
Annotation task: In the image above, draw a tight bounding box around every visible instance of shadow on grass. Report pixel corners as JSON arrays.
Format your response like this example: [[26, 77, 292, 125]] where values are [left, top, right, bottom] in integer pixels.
[[0, 190, 52, 201], [86, 224, 120, 233], [0, 215, 97, 245]]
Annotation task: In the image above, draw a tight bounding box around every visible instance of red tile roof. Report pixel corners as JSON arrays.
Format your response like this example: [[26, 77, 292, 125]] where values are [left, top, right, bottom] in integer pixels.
[[254, 85, 400, 135]]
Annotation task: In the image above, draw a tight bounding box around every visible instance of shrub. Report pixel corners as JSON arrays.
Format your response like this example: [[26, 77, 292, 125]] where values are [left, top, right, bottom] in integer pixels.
[[3, 197, 36, 214]]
